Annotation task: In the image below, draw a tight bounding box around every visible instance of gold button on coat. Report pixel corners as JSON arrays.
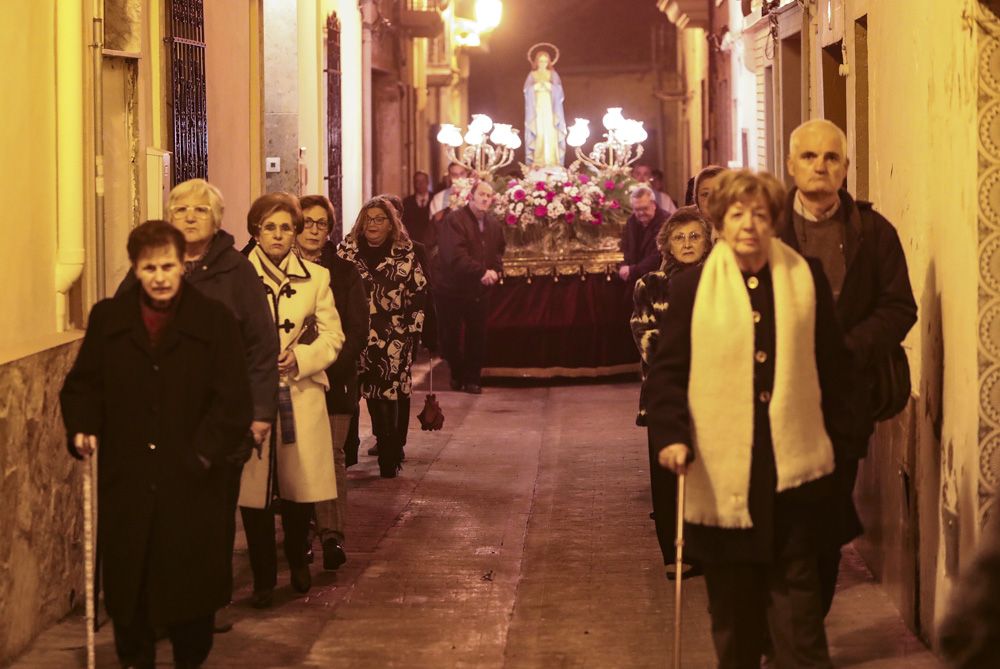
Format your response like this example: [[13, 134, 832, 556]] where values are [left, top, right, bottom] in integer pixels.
[[759, 391, 771, 403], [752, 310, 761, 323], [747, 276, 759, 289], [755, 350, 768, 363]]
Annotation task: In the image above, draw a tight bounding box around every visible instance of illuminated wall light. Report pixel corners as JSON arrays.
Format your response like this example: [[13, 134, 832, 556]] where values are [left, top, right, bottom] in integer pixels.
[[476, 0, 503, 32]]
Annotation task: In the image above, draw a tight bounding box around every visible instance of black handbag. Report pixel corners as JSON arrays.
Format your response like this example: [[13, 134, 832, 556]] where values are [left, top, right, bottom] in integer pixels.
[[870, 343, 911, 422]]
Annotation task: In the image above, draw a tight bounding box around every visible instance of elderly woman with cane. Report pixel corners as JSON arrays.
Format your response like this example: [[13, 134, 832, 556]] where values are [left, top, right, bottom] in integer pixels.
[[239, 192, 344, 608], [116, 178, 279, 632], [61, 221, 253, 669], [645, 170, 859, 669]]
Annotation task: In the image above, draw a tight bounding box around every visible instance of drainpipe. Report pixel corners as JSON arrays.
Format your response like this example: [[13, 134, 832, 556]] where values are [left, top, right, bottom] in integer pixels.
[[91, 1, 106, 299], [360, 0, 375, 198], [55, 0, 87, 331]]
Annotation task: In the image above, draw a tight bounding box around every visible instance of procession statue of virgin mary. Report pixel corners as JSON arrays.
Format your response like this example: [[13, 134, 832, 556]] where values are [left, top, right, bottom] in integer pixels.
[[523, 42, 567, 167]]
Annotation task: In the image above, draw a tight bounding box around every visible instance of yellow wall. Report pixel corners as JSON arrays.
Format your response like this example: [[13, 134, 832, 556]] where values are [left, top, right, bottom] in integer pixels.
[[206, 0, 256, 248], [847, 0, 979, 633], [0, 1, 59, 358]]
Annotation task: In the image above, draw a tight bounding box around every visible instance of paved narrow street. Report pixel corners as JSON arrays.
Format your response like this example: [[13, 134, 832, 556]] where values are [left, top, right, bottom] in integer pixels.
[[13, 376, 941, 668]]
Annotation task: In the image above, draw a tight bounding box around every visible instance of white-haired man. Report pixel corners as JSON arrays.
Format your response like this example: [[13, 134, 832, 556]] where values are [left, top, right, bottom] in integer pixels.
[[781, 118, 917, 617], [619, 185, 667, 283]]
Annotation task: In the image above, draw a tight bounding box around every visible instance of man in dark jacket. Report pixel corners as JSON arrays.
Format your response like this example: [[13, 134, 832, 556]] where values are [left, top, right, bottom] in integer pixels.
[[435, 180, 505, 393], [63, 221, 253, 669], [402, 171, 434, 249], [118, 179, 279, 633], [297, 194, 369, 570], [781, 118, 918, 615], [618, 185, 667, 283]]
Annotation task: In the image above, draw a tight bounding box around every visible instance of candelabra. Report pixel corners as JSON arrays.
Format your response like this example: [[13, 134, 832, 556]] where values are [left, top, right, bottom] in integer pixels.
[[436, 114, 521, 179], [566, 107, 648, 176]]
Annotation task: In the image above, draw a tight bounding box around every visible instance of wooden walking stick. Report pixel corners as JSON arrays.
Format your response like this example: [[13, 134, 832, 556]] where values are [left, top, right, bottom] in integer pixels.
[[83, 453, 97, 669], [672, 472, 686, 669]]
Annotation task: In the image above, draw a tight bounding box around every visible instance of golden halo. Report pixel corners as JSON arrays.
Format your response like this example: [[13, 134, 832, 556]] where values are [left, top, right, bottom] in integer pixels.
[[527, 42, 560, 67]]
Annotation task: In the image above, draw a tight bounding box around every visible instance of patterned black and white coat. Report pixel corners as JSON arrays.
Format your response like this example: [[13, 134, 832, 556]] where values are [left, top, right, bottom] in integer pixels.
[[337, 234, 427, 400], [631, 269, 672, 426]]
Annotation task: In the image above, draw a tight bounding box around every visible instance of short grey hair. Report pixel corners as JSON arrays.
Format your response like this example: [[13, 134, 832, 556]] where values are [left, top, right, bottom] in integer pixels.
[[788, 119, 848, 160], [168, 178, 225, 230], [629, 184, 656, 203]]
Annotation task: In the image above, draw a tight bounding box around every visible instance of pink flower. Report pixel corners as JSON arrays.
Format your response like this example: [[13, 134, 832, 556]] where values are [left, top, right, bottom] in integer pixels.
[[610, 200, 621, 209], [577, 174, 590, 184], [572, 195, 582, 202], [565, 212, 575, 223], [535, 181, 547, 191], [506, 214, 518, 226], [534, 205, 548, 217], [512, 188, 527, 202], [507, 180, 518, 189], [593, 213, 603, 225], [604, 179, 616, 190], [545, 191, 556, 202]]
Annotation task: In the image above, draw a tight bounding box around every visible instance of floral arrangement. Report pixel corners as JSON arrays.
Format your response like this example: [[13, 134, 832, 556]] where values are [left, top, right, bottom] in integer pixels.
[[492, 171, 632, 229]]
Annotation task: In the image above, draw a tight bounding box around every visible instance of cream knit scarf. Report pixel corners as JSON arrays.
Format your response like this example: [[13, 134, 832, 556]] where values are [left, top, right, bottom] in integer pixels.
[[686, 238, 834, 528]]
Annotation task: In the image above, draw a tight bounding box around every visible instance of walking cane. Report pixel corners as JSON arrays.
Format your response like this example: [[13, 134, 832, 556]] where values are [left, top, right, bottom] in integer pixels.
[[672, 472, 686, 669], [83, 453, 97, 669]]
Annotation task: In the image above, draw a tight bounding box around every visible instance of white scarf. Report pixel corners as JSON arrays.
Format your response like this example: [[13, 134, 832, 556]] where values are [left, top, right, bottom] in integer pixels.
[[686, 238, 834, 528]]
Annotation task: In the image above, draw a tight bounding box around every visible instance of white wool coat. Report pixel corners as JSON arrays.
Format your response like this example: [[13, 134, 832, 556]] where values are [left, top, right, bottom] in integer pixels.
[[239, 248, 345, 508]]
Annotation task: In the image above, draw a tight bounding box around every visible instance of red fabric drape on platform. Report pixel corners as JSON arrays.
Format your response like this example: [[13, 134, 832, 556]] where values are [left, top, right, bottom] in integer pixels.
[[484, 275, 640, 375]]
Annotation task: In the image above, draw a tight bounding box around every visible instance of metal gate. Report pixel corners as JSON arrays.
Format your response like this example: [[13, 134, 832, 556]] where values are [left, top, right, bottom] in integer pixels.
[[166, 0, 209, 184], [325, 12, 344, 244]]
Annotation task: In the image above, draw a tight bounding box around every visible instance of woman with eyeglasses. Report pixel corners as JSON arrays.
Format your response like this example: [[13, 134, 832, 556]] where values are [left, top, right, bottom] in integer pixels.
[[115, 179, 279, 631], [238, 192, 345, 608], [337, 196, 427, 479], [293, 195, 369, 571], [630, 205, 713, 580]]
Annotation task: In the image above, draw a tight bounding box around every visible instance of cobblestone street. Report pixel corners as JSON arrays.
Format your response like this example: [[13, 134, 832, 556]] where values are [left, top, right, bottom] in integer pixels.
[[12, 377, 941, 668]]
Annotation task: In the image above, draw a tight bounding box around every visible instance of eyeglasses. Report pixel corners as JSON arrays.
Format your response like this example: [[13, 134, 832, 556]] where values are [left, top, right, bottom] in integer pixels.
[[169, 204, 212, 219], [669, 232, 705, 245], [261, 222, 295, 235], [366, 215, 390, 226], [303, 218, 330, 231]]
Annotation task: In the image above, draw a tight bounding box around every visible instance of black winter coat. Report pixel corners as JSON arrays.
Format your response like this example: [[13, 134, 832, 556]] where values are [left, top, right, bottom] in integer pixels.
[[118, 230, 279, 424], [402, 194, 434, 248], [315, 241, 370, 414], [780, 189, 917, 453], [435, 206, 505, 299], [60, 283, 253, 626], [644, 259, 860, 562]]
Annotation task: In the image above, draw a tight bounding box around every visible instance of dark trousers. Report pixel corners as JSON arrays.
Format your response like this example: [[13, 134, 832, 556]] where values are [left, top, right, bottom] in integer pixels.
[[240, 500, 313, 592], [398, 394, 411, 449], [113, 557, 214, 668], [344, 404, 361, 467], [819, 457, 861, 616], [646, 429, 678, 565], [221, 464, 243, 598], [367, 398, 402, 475], [703, 558, 832, 669], [437, 293, 489, 385]]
